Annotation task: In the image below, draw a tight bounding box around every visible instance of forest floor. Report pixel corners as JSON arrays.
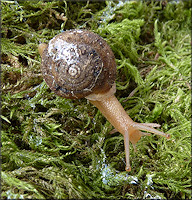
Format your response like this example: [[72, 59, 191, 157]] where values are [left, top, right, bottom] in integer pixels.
[[1, 1, 191, 199]]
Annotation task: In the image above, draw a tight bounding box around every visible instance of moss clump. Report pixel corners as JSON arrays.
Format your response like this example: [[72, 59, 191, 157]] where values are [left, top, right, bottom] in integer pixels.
[[1, 0, 191, 199]]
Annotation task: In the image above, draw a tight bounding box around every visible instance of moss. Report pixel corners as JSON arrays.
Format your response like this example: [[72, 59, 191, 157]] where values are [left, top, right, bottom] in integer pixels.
[[1, 0, 191, 199]]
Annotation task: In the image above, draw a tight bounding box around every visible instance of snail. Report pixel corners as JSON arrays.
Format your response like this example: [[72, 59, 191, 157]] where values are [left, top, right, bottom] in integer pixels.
[[38, 29, 170, 171]]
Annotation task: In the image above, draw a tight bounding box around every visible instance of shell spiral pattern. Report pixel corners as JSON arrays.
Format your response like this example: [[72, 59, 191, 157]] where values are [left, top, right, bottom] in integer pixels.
[[40, 29, 116, 99]]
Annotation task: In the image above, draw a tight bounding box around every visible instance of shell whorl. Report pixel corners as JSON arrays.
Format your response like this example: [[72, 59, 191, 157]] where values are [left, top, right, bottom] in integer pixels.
[[40, 29, 116, 99]]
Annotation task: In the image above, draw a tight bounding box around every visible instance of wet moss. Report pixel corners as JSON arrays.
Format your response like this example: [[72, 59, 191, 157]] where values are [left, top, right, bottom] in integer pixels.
[[1, 0, 191, 199]]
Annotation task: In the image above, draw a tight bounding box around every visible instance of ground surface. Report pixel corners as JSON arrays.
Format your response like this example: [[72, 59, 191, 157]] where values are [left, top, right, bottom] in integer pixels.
[[1, 1, 191, 199]]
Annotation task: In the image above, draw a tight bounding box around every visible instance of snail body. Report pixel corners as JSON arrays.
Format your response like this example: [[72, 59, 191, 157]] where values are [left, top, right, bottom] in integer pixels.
[[39, 29, 170, 171]]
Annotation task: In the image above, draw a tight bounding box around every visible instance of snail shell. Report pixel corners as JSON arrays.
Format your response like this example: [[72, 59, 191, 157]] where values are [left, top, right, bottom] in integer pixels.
[[40, 29, 116, 99]]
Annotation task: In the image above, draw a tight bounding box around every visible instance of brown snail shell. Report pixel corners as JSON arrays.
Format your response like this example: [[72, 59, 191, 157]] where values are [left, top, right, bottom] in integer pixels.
[[40, 29, 116, 99]]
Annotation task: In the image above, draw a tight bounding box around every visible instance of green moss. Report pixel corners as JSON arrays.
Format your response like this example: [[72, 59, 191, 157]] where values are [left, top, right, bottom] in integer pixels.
[[1, 0, 191, 199]]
